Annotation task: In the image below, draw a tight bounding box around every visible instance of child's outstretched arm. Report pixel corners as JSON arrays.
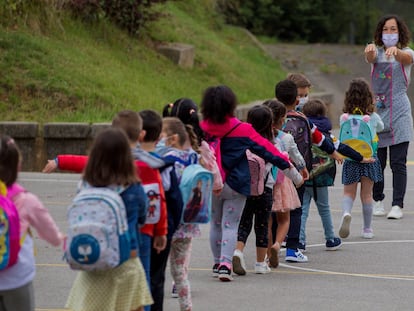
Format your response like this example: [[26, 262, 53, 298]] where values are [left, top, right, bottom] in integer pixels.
[[42, 155, 88, 173]]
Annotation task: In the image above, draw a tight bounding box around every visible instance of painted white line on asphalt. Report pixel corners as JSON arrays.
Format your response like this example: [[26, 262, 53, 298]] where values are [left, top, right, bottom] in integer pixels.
[[281, 240, 414, 281]]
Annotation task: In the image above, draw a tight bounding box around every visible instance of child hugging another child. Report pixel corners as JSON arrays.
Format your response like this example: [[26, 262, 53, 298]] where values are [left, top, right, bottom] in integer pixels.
[[338, 78, 384, 240]]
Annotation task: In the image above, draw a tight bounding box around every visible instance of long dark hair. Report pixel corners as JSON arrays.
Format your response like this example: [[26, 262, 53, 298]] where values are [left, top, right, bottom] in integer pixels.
[[0, 135, 20, 187], [374, 14, 410, 48], [343, 78, 374, 115], [247, 105, 274, 142], [83, 128, 138, 187]]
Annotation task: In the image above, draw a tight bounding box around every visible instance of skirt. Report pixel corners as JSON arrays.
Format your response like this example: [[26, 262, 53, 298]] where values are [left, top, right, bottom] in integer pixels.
[[342, 158, 383, 185], [65, 257, 153, 311], [272, 177, 301, 212]]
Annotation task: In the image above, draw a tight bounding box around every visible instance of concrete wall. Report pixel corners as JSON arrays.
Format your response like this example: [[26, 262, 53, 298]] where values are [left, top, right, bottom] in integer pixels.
[[1, 92, 333, 171]]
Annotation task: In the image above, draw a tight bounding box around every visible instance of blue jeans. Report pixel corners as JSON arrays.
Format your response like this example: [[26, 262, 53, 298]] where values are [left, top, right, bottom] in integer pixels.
[[300, 186, 335, 244], [139, 233, 152, 311]]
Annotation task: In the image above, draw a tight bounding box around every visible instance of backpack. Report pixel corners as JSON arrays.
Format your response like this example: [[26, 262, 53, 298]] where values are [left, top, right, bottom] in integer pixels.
[[245, 149, 266, 196], [305, 144, 336, 187], [283, 111, 313, 172], [339, 113, 377, 158], [0, 183, 24, 271], [65, 186, 130, 272], [136, 161, 164, 225], [180, 164, 213, 224]]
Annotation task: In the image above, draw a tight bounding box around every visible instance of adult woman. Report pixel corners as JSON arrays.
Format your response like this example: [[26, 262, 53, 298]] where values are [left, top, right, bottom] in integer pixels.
[[364, 14, 414, 219]]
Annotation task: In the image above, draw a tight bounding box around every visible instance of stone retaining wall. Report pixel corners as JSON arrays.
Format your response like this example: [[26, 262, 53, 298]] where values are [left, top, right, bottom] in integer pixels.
[[1, 92, 332, 171]]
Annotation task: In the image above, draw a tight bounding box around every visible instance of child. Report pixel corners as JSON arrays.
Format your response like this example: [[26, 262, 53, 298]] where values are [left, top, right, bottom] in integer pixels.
[[200, 85, 303, 281], [158, 117, 203, 311], [263, 100, 303, 268], [232, 105, 300, 275], [0, 135, 64, 311], [338, 78, 384, 239], [287, 73, 312, 112], [65, 127, 153, 311], [275, 79, 343, 262], [300, 98, 374, 250]]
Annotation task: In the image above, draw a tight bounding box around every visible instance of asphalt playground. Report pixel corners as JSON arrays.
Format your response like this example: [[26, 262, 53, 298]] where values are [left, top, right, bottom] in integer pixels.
[[21, 144, 414, 311]]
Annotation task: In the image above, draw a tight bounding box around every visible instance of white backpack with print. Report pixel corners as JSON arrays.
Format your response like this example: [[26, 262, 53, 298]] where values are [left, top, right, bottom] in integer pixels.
[[65, 187, 130, 271]]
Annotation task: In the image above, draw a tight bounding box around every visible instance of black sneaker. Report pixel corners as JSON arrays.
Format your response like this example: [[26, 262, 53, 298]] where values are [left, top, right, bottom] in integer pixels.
[[218, 265, 233, 282], [212, 263, 220, 278], [325, 237, 342, 251]]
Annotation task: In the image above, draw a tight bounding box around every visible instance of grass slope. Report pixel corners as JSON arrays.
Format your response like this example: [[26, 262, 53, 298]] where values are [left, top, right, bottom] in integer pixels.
[[0, 1, 285, 122]]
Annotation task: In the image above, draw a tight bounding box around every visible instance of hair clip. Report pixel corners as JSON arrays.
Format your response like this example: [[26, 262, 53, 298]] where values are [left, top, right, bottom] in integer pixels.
[[7, 138, 15, 145]]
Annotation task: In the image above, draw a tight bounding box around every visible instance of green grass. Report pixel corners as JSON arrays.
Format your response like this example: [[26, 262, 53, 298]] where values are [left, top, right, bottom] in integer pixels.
[[0, 1, 285, 122]]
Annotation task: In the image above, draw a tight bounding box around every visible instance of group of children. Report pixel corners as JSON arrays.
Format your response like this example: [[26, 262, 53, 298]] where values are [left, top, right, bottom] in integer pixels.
[[0, 72, 384, 311]]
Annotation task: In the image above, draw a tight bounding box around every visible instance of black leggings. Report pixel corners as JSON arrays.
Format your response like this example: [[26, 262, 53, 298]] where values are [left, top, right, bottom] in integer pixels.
[[237, 187, 272, 248]]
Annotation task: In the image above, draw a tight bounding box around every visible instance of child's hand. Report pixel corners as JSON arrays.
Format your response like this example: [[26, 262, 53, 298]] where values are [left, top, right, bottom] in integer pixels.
[[361, 157, 375, 164], [330, 150, 344, 164], [300, 168, 309, 181], [153, 235, 167, 254], [213, 189, 222, 196], [42, 159, 58, 173]]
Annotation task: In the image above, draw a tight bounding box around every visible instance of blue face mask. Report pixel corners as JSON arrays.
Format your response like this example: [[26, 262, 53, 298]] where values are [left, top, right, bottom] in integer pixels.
[[382, 33, 399, 48]]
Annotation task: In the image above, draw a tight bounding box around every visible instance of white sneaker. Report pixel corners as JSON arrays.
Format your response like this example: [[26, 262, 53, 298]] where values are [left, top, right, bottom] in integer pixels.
[[339, 213, 352, 238], [254, 261, 271, 274], [232, 249, 247, 275], [362, 228, 374, 239], [387, 205, 403, 219], [373, 200, 386, 216]]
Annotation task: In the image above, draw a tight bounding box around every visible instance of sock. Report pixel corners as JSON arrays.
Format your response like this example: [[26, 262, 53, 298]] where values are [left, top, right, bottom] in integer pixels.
[[342, 196, 354, 215], [362, 202, 373, 230]]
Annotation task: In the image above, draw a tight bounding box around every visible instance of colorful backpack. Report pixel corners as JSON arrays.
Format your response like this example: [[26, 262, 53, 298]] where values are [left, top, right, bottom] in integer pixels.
[[180, 164, 213, 224], [136, 161, 164, 225], [65, 186, 130, 271], [306, 144, 336, 187], [339, 113, 377, 158], [0, 182, 23, 271], [283, 111, 313, 172], [245, 149, 266, 196]]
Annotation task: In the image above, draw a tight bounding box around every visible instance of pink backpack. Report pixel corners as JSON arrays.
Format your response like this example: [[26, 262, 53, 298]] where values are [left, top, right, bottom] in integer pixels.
[[246, 150, 266, 196], [0, 183, 25, 270]]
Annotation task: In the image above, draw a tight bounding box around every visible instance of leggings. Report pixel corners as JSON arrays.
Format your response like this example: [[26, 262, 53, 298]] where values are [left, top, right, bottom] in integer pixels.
[[0, 281, 34, 311]]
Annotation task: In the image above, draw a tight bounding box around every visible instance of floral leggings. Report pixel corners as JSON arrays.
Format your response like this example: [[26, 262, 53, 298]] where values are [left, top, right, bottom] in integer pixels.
[[170, 237, 192, 311]]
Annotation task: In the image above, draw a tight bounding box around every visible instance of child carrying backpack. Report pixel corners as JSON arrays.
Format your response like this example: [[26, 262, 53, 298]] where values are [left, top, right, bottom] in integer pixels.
[[0, 135, 64, 311], [65, 128, 152, 311], [338, 78, 384, 240]]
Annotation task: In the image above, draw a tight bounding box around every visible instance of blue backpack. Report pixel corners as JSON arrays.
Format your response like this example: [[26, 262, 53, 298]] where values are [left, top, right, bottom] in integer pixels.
[[180, 164, 213, 224], [65, 186, 130, 271], [339, 114, 377, 158]]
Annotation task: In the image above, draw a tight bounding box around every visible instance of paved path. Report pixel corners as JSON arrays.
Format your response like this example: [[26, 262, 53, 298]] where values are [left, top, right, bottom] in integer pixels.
[[22, 140, 414, 311]]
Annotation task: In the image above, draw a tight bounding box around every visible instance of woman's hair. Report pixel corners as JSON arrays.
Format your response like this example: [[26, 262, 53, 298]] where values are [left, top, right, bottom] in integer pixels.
[[343, 78, 374, 115], [287, 73, 312, 88], [111, 110, 142, 143], [83, 128, 138, 187], [302, 98, 327, 118], [0, 135, 20, 187], [201, 85, 237, 124], [374, 14, 410, 48], [139, 109, 163, 143], [263, 99, 287, 132], [162, 117, 199, 151], [247, 105, 274, 141], [162, 98, 204, 144]]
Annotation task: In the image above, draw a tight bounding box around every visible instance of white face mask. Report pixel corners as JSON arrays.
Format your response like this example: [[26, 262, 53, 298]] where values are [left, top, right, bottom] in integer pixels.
[[296, 96, 309, 111], [382, 33, 399, 48]]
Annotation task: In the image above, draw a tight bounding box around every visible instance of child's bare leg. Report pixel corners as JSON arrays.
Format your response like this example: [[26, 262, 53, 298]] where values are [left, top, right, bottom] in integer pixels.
[[275, 211, 290, 246]]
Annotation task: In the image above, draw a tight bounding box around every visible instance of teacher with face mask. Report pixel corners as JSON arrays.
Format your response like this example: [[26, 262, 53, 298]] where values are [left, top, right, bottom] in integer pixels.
[[364, 14, 414, 220]]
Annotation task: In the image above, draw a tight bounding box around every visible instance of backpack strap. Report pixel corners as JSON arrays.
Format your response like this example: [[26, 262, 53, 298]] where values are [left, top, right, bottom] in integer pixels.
[[222, 122, 241, 139]]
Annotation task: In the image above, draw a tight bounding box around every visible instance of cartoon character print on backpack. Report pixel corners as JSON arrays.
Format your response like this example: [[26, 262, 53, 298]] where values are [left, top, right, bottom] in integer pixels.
[[143, 186, 161, 225], [283, 112, 313, 172], [66, 186, 130, 272], [180, 164, 213, 224], [339, 114, 377, 158], [305, 144, 336, 187]]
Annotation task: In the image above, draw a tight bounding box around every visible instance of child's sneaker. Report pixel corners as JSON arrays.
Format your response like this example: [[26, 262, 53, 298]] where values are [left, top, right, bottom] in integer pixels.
[[269, 245, 280, 268], [212, 263, 220, 278], [325, 237, 342, 250], [254, 261, 271, 274], [171, 283, 178, 298], [362, 228, 374, 239], [218, 265, 233, 282], [232, 249, 247, 276], [339, 213, 352, 238], [285, 248, 308, 262], [373, 200, 385, 216]]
